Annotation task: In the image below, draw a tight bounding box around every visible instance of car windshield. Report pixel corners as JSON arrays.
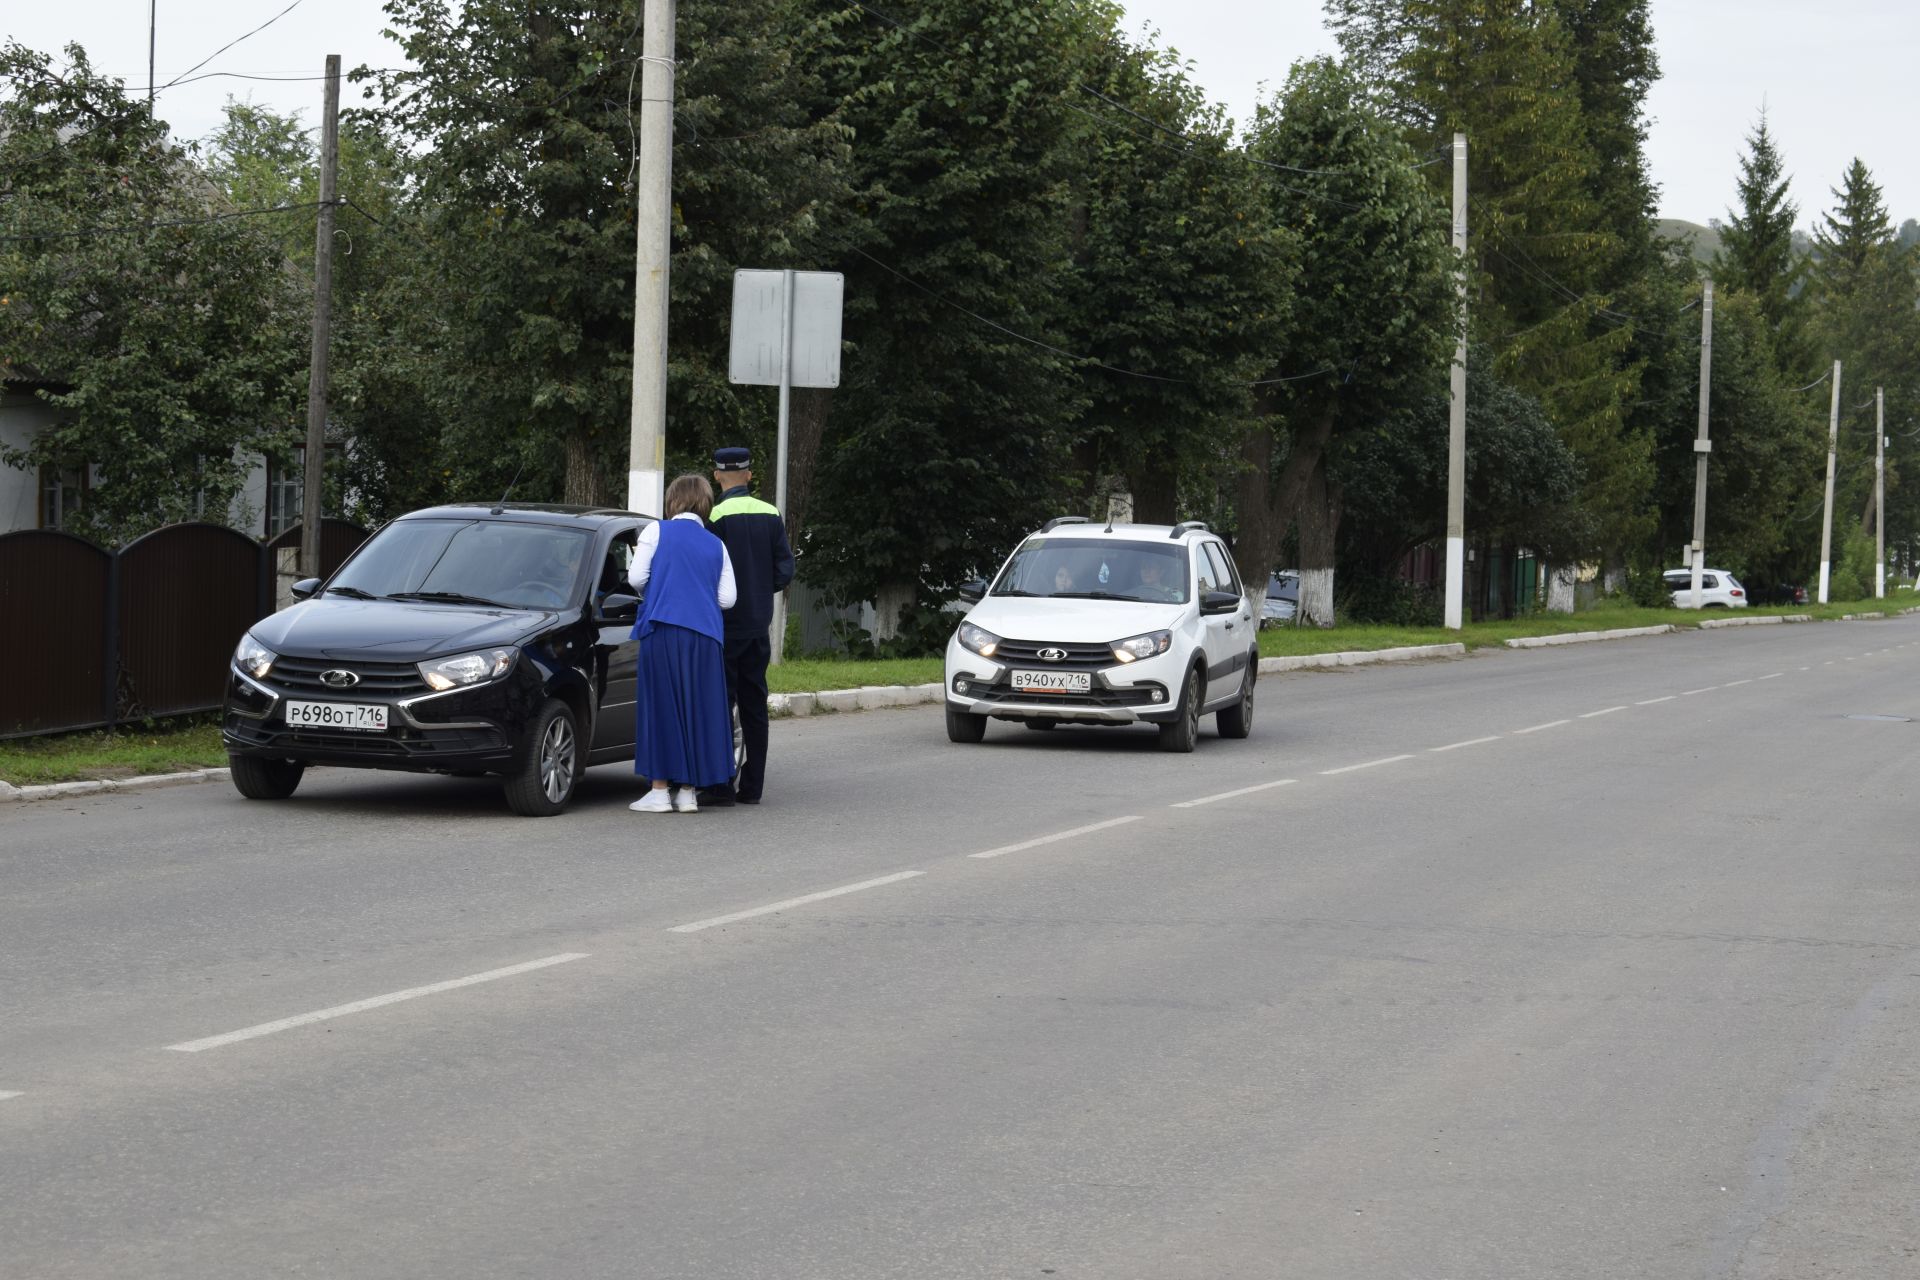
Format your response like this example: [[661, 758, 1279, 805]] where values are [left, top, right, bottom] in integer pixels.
[[328, 519, 591, 610], [992, 537, 1190, 604]]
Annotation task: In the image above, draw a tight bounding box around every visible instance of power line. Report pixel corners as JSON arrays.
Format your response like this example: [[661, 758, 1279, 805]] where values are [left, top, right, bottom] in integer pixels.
[[163, 0, 312, 89]]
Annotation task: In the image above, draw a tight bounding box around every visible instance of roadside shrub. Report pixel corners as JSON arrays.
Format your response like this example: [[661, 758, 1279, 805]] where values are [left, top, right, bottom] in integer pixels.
[[1336, 572, 1442, 626], [1617, 565, 1675, 609]]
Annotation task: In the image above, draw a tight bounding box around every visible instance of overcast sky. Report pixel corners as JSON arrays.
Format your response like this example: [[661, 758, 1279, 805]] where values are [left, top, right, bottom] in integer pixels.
[[6, 1, 1914, 230]]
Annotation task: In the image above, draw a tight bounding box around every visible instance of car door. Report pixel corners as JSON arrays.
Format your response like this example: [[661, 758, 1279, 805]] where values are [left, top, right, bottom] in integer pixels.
[[590, 523, 643, 755], [1195, 542, 1243, 705]]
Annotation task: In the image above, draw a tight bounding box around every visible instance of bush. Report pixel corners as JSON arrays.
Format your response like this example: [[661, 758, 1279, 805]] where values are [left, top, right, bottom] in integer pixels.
[[1336, 572, 1442, 626], [1617, 565, 1675, 609], [1828, 532, 1876, 602]]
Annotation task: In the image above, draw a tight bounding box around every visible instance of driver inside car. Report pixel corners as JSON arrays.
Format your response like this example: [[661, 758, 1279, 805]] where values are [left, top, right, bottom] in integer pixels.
[[1134, 556, 1181, 602]]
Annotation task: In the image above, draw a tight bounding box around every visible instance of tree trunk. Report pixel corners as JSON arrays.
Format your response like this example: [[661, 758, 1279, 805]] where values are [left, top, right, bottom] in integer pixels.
[[1296, 454, 1342, 628], [563, 427, 608, 507], [1228, 401, 1338, 606], [871, 580, 916, 646], [1128, 465, 1178, 526], [784, 386, 833, 547], [1546, 563, 1576, 613], [1859, 482, 1877, 538]]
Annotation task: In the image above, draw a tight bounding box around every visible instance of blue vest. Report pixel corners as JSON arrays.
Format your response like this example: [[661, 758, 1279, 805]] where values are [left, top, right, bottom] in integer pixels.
[[633, 518, 725, 643]]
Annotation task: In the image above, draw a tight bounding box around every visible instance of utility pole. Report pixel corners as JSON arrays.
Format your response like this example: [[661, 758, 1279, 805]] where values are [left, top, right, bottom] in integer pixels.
[[299, 54, 340, 580], [1443, 132, 1468, 630], [1875, 386, 1886, 598], [1688, 279, 1714, 609], [626, 0, 675, 517], [1817, 360, 1843, 604], [148, 1, 157, 109]]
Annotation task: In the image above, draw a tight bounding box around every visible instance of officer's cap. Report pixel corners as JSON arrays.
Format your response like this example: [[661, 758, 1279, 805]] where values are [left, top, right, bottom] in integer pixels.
[[713, 446, 752, 472]]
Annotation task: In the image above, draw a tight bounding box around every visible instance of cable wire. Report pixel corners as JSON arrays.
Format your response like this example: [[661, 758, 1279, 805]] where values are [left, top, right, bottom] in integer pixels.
[[163, 0, 311, 89]]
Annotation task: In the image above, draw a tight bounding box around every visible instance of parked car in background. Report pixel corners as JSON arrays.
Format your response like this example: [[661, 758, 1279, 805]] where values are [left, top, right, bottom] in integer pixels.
[[1747, 582, 1809, 606], [1261, 570, 1299, 624], [1661, 568, 1749, 609]]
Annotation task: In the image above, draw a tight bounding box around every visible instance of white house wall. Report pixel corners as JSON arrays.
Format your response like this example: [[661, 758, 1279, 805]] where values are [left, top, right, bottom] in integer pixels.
[[0, 392, 56, 534]]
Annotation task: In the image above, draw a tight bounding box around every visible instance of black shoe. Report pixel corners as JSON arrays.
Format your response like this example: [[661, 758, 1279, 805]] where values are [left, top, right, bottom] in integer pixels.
[[695, 788, 737, 807], [735, 793, 761, 805]]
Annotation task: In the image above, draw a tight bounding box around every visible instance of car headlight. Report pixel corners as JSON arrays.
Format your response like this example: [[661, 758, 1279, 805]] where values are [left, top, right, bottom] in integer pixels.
[[957, 622, 1001, 659], [234, 634, 277, 679], [1110, 630, 1172, 663], [418, 647, 517, 691]]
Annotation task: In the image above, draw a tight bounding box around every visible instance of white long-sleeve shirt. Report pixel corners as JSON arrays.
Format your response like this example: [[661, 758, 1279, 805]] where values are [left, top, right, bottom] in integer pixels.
[[627, 512, 738, 609]]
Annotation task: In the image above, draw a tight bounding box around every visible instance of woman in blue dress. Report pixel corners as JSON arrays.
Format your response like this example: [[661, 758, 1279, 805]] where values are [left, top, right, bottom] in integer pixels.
[[627, 474, 737, 813]]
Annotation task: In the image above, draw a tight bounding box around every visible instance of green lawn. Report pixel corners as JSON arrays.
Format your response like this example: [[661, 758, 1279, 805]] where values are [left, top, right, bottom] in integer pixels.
[[0, 719, 228, 786]]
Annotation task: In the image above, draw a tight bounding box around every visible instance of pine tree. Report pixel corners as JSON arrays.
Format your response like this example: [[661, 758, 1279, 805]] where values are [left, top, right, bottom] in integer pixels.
[[1713, 110, 1811, 376], [1811, 157, 1893, 304]]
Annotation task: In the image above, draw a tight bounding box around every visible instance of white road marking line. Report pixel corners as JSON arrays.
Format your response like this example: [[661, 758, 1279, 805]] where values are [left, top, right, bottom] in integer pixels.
[[1680, 687, 1719, 696], [671, 871, 927, 930], [1429, 735, 1502, 753], [1320, 754, 1415, 775], [1636, 696, 1677, 706], [1511, 720, 1571, 735], [0, 1091, 22, 1102], [1801, 666, 1812, 671], [164, 953, 589, 1053], [1579, 706, 1628, 718], [1172, 780, 1298, 808], [968, 816, 1144, 858], [1722, 678, 1753, 687], [1824, 661, 1834, 666], [1758, 673, 1783, 681]]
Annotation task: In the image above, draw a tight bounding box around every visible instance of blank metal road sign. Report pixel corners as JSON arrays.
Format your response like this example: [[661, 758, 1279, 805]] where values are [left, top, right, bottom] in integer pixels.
[[728, 270, 843, 389]]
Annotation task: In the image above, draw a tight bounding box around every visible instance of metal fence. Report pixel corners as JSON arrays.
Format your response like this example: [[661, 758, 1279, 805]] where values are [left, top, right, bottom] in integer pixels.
[[0, 520, 366, 738]]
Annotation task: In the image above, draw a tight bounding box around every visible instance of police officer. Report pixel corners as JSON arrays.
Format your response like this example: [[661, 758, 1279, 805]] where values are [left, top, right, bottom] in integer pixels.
[[700, 446, 795, 805]]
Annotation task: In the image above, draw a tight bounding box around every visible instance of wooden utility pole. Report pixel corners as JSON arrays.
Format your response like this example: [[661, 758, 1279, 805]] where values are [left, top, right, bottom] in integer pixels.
[[1443, 132, 1468, 630], [1876, 387, 1886, 598], [627, 0, 675, 517], [1687, 280, 1714, 608], [300, 55, 340, 579]]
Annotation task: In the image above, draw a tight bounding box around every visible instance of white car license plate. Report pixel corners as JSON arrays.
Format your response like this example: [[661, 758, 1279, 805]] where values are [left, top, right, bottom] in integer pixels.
[[285, 700, 388, 732], [1011, 670, 1091, 694]]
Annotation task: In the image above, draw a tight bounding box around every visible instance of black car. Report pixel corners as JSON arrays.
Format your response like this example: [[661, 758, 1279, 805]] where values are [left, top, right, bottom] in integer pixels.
[[223, 503, 684, 816]]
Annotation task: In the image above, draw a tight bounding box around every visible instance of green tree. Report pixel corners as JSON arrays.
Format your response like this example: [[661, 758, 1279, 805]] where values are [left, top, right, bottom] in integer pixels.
[[1234, 57, 1455, 624], [1061, 28, 1295, 526], [1810, 157, 1893, 302], [1713, 110, 1812, 377], [0, 43, 307, 543]]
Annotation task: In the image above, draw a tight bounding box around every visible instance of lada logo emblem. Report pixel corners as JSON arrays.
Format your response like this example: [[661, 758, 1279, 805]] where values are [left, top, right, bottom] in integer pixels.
[[1037, 647, 1068, 662], [320, 669, 360, 688]]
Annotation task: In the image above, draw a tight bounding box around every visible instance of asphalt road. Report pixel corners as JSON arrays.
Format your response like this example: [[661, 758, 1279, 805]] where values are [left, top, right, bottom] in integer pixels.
[[5, 620, 1920, 1279]]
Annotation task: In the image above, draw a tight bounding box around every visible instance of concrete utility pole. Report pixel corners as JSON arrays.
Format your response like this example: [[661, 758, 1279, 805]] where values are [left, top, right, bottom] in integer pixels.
[[626, 0, 675, 518], [148, 2, 157, 109], [1688, 280, 1714, 609], [1875, 387, 1886, 598], [1443, 132, 1468, 630], [300, 55, 340, 580], [1818, 361, 1843, 604]]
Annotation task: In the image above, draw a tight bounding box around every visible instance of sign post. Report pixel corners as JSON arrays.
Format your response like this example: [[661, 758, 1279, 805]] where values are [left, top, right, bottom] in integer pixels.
[[729, 270, 843, 662]]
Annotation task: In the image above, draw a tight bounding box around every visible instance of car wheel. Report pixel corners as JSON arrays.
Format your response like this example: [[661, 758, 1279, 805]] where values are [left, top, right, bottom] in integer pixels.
[[1157, 665, 1202, 753], [1216, 662, 1255, 739], [945, 702, 987, 743], [503, 698, 580, 817], [229, 753, 305, 800], [1023, 718, 1056, 731]]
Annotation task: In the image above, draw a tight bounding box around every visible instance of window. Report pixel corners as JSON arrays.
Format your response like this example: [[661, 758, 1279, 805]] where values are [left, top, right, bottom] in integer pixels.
[[1195, 546, 1224, 595], [1203, 543, 1241, 595], [267, 453, 304, 539], [38, 464, 86, 530]]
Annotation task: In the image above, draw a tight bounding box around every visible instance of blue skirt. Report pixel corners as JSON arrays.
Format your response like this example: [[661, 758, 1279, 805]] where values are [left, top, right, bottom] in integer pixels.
[[634, 623, 734, 787]]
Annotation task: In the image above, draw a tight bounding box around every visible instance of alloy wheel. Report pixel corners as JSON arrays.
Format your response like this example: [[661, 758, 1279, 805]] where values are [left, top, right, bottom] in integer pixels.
[[539, 715, 577, 803]]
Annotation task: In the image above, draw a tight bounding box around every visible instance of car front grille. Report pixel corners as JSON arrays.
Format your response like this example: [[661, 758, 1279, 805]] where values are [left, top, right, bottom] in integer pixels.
[[994, 638, 1116, 671], [966, 681, 1164, 709], [267, 655, 431, 698]]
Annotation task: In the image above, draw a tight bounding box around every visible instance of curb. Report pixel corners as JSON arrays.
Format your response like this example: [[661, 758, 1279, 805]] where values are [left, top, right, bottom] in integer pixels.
[[1840, 611, 1887, 621], [1698, 614, 1813, 628], [1504, 625, 1675, 648], [2, 767, 230, 805], [1257, 643, 1465, 673]]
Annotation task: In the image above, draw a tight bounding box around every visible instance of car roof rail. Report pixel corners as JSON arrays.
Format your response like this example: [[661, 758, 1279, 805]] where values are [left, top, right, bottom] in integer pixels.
[[1169, 520, 1210, 539], [1040, 515, 1091, 533]]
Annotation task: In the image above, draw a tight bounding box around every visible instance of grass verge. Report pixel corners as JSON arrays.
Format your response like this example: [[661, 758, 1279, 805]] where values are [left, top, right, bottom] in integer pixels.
[[0, 718, 227, 787]]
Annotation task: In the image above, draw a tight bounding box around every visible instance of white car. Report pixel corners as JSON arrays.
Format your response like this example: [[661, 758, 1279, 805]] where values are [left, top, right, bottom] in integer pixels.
[[1662, 568, 1749, 609], [943, 518, 1257, 752]]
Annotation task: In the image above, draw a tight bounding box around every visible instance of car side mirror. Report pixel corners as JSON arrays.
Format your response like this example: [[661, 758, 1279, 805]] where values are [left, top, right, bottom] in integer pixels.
[[957, 579, 987, 604], [290, 577, 321, 600], [1201, 590, 1241, 615], [597, 592, 640, 623]]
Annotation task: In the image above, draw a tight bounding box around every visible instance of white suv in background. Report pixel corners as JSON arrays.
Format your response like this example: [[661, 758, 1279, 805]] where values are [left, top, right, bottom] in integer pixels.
[[943, 518, 1258, 752], [1662, 567, 1749, 609]]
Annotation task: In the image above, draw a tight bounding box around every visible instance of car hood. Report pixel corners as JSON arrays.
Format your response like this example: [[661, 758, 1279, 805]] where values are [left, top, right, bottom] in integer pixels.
[[247, 597, 559, 661], [963, 597, 1188, 643]]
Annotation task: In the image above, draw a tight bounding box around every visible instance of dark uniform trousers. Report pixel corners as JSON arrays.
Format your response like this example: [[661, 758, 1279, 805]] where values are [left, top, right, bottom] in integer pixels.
[[723, 631, 772, 801]]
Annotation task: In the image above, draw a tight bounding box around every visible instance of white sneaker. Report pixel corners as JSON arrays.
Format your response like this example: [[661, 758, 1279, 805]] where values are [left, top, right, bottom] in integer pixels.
[[672, 786, 699, 813], [630, 789, 673, 813]]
